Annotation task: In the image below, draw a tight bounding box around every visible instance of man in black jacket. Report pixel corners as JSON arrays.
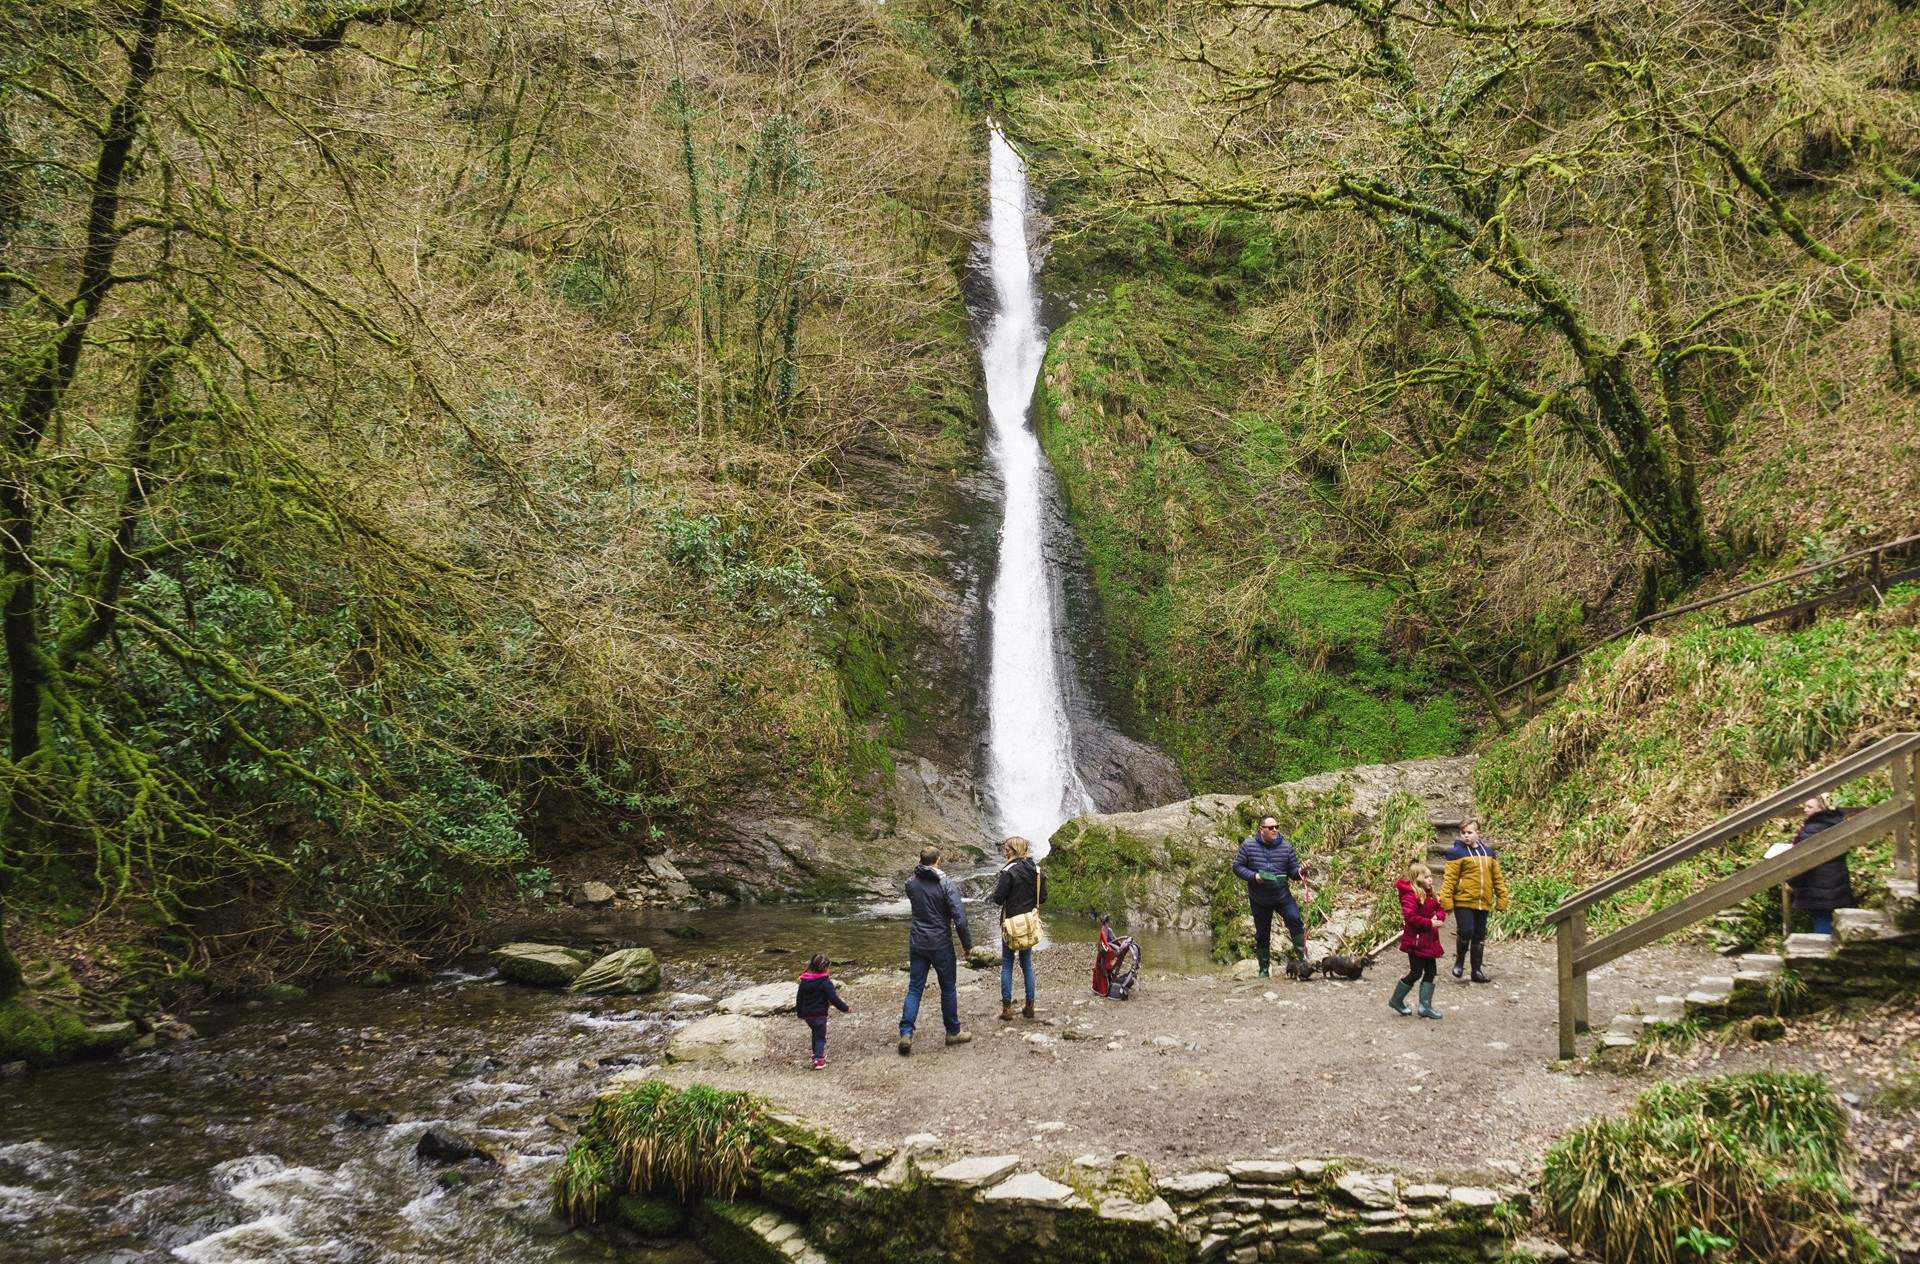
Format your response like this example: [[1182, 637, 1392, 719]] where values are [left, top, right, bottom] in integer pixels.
[[897, 846, 974, 1055], [1786, 796, 1853, 936], [1231, 816, 1311, 978]]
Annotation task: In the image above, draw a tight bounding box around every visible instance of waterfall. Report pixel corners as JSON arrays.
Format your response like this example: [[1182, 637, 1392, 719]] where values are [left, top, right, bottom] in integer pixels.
[[980, 126, 1093, 858]]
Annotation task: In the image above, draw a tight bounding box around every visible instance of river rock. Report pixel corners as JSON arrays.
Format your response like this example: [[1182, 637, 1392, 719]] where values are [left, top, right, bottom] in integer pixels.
[[573, 881, 617, 907], [928, 1155, 1020, 1188], [666, 1014, 767, 1065], [569, 948, 662, 995], [966, 946, 998, 969], [344, 1107, 396, 1128], [1334, 1171, 1398, 1209], [416, 1128, 496, 1165], [717, 981, 799, 1017], [1096, 1194, 1178, 1229], [982, 1171, 1084, 1208], [490, 943, 592, 986]]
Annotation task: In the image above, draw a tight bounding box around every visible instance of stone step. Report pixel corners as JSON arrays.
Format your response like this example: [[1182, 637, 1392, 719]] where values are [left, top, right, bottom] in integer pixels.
[[1732, 953, 1783, 975], [1645, 995, 1688, 1023], [1833, 908, 1888, 944], [1608, 1013, 1648, 1036], [1785, 932, 1837, 960], [1885, 880, 1920, 932]]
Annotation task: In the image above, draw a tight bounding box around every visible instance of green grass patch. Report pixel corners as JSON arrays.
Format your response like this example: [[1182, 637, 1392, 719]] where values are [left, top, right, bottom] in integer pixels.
[[555, 1082, 766, 1221], [1541, 1072, 1881, 1264]]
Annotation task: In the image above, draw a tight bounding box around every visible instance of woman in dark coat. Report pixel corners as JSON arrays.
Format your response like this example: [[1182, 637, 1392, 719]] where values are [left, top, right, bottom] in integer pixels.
[[990, 836, 1046, 1021], [1786, 795, 1852, 936]]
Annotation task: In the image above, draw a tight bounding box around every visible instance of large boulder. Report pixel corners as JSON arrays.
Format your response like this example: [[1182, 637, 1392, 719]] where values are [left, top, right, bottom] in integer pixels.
[[716, 981, 800, 1017], [490, 943, 593, 987], [569, 948, 662, 995], [1045, 756, 1476, 959], [666, 1014, 768, 1065]]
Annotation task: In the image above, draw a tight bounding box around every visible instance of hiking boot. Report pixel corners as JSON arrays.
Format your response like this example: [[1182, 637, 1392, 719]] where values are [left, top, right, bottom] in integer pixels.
[[1470, 969, 1493, 984], [897, 1035, 912, 1056], [944, 1031, 972, 1047], [1022, 1000, 1035, 1020], [1000, 1000, 1015, 1022], [1388, 979, 1413, 1017], [1450, 961, 1464, 980], [1416, 981, 1443, 1020], [1469, 940, 1490, 983]]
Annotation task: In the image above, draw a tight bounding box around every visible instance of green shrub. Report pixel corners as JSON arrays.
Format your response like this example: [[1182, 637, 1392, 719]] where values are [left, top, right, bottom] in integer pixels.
[[1540, 1072, 1881, 1264], [554, 1082, 766, 1221]]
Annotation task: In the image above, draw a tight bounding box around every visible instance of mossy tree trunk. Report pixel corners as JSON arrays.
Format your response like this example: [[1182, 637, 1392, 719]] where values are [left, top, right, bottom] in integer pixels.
[[0, 0, 452, 984]]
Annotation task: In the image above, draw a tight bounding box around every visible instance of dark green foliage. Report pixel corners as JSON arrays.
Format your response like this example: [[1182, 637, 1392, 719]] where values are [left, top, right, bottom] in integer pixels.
[[1541, 1072, 1881, 1264]]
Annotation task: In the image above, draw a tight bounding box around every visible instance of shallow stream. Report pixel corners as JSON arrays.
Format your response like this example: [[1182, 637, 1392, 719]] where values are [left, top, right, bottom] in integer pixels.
[[0, 903, 1209, 1263]]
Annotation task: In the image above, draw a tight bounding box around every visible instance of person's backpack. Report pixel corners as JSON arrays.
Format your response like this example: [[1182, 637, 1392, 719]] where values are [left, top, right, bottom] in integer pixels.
[[1092, 914, 1141, 1000]]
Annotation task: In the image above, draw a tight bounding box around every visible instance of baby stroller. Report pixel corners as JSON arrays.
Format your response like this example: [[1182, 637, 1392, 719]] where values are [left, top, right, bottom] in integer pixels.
[[1092, 914, 1141, 1000]]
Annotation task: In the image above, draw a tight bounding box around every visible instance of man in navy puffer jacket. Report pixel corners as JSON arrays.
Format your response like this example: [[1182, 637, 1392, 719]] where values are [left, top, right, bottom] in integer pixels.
[[1231, 816, 1311, 978]]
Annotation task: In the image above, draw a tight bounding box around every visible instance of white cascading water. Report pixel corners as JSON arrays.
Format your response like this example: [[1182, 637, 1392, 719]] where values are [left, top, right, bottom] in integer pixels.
[[981, 126, 1093, 858]]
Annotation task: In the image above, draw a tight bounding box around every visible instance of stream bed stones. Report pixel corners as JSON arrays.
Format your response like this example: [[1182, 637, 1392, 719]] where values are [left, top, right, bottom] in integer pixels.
[[568, 947, 662, 995], [489, 943, 594, 986]]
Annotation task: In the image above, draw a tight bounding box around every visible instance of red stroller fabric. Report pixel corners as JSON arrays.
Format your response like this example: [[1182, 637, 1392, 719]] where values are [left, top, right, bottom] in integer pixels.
[[1093, 918, 1141, 999]]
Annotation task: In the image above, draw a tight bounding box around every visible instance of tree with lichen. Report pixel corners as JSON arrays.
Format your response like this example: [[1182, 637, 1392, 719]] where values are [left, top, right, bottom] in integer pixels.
[[0, 0, 489, 998]]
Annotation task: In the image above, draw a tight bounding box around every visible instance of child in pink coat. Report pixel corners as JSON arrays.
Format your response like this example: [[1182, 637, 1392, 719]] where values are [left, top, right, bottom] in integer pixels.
[[1387, 862, 1447, 1021]]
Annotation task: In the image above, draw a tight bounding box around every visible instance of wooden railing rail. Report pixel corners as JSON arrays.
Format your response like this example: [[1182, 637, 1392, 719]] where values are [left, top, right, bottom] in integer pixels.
[[1495, 531, 1920, 708], [1550, 732, 1920, 1058]]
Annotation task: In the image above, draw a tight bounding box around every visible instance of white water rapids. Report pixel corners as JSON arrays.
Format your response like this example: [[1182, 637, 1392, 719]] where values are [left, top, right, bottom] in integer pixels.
[[981, 127, 1093, 857]]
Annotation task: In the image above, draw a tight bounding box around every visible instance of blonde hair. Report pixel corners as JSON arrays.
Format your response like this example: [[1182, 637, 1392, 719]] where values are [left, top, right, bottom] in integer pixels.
[[1002, 836, 1031, 859], [1406, 860, 1433, 889]]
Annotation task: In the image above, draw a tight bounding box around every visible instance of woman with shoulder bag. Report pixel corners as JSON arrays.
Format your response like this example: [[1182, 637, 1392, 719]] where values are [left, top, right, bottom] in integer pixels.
[[992, 836, 1046, 1021]]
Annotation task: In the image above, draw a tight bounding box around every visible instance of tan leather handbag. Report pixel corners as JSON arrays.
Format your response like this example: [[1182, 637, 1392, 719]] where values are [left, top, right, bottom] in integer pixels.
[[1001, 909, 1042, 952]]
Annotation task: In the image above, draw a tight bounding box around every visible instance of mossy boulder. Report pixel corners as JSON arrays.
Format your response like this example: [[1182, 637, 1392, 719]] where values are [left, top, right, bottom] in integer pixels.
[[0, 997, 140, 1068], [1046, 757, 1474, 959], [490, 943, 593, 987], [569, 947, 662, 995]]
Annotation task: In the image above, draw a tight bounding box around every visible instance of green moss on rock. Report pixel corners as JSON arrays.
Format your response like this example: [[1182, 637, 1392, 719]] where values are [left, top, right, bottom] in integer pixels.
[[0, 996, 136, 1067], [617, 1193, 689, 1236]]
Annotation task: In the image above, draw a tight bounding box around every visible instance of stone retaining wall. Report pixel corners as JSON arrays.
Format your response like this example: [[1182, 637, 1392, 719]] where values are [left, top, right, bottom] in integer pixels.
[[571, 1089, 1555, 1264]]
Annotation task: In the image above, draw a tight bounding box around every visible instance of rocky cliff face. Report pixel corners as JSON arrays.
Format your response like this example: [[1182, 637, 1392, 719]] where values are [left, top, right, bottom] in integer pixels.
[[1045, 755, 1477, 959]]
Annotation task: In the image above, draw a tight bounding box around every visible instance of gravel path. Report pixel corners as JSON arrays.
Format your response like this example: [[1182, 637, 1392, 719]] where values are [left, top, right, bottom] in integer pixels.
[[653, 938, 1723, 1175]]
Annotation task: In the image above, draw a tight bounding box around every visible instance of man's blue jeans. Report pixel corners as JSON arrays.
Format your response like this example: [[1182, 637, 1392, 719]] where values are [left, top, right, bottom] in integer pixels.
[[1001, 943, 1035, 1004], [899, 945, 960, 1037]]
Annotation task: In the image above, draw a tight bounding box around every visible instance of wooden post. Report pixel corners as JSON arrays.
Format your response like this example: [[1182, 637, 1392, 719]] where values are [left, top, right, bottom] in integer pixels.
[[1556, 913, 1580, 1060], [1570, 912, 1589, 1033], [1894, 750, 1919, 882]]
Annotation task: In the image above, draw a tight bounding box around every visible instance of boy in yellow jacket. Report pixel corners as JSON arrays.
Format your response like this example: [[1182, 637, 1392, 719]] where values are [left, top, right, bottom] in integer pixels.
[[1439, 819, 1510, 983]]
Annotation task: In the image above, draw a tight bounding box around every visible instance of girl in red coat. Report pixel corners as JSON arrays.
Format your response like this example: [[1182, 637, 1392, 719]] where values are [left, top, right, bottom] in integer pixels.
[[1388, 862, 1447, 1021]]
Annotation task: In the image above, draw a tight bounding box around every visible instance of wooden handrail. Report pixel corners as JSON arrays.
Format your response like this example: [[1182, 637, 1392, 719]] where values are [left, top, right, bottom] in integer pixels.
[[1495, 531, 1920, 704], [1573, 796, 1911, 974], [1554, 730, 1920, 1058], [1546, 731, 1920, 922]]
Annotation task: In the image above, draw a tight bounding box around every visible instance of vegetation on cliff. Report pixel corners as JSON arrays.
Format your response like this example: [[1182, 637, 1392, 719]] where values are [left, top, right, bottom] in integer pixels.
[[901, 0, 1920, 793], [0, 0, 977, 1004], [1480, 588, 1920, 934]]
